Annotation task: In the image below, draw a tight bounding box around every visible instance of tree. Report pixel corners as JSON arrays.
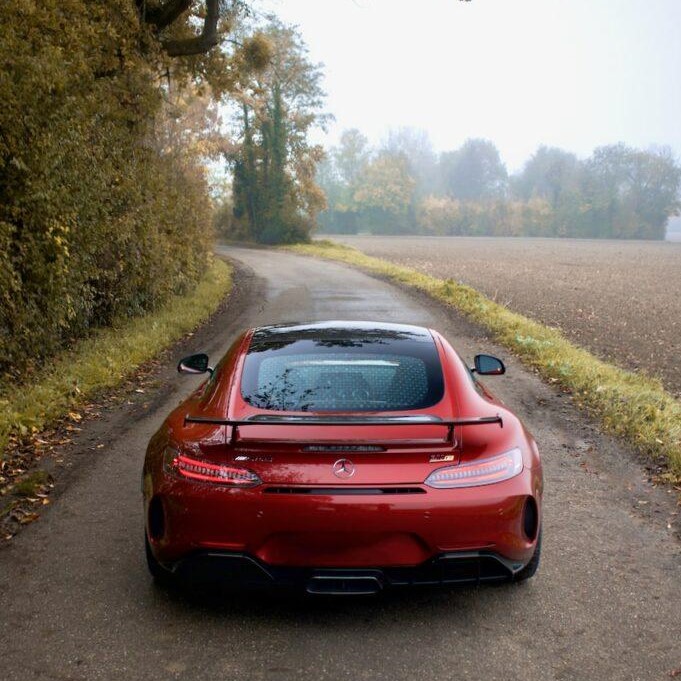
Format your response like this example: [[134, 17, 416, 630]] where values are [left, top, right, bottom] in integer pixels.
[[141, 0, 223, 57], [130, 1, 273, 104], [335, 129, 371, 187], [316, 128, 370, 233], [512, 146, 579, 207], [228, 19, 327, 243], [381, 127, 438, 198], [580, 144, 681, 239], [440, 138, 507, 201], [139, 1, 262, 59], [623, 148, 681, 238], [353, 153, 416, 233]]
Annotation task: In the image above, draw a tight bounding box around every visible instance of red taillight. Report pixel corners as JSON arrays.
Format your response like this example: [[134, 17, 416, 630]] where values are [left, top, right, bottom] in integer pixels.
[[167, 449, 261, 487], [424, 448, 523, 488]]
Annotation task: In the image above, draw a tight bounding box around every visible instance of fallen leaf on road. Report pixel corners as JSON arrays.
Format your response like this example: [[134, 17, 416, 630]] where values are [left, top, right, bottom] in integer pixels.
[[18, 513, 39, 525]]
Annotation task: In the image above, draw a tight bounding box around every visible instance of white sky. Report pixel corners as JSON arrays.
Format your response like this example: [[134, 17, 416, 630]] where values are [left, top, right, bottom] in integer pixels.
[[259, 0, 681, 171]]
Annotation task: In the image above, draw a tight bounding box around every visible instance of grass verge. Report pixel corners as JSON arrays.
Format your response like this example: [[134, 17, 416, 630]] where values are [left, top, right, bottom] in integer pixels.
[[286, 240, 681, 482], [0, 257, 233, 456]]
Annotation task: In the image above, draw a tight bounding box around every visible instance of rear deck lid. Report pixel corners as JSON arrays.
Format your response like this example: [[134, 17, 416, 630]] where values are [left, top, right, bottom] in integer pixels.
[[190, 414, 501, 486]]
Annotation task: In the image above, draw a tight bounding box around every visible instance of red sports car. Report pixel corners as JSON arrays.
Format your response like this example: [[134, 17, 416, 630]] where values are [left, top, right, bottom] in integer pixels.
[[143, 321, 542, 594]]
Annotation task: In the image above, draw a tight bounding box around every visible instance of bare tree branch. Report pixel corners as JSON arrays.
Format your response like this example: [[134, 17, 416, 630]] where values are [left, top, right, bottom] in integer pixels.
[[144, 0, 194, 30], [159, 0, 221, 57]]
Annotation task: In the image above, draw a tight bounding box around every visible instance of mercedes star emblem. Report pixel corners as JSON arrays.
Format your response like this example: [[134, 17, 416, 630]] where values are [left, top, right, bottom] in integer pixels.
[[332, 458, 355, 479]]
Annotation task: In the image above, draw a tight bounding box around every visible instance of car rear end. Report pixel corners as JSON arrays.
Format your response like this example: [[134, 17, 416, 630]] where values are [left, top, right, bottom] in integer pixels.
[[144, 322, 542, 593]]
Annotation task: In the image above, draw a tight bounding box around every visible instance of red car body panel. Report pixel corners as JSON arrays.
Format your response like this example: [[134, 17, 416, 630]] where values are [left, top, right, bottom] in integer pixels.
[[148, 469, 538, 567], [143, 322, 542, 588]]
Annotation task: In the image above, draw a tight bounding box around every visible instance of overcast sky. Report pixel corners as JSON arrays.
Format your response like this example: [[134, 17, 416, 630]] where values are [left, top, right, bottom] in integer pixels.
[[259, 0, 681, 171]]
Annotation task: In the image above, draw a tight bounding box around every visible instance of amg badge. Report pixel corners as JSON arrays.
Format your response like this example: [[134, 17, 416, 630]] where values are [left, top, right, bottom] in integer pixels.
[[429, 454, 455, 463]]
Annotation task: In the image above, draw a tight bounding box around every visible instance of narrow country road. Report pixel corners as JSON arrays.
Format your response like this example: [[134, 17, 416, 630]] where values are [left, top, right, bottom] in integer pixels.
[[1, 246, 679, 681]]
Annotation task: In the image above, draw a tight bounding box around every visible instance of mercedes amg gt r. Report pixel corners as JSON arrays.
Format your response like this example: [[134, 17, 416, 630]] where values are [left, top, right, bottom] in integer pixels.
[[143, 321, 542, 594]]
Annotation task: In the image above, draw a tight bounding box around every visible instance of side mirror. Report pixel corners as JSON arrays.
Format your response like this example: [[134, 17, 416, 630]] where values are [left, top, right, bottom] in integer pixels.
[[178, 353, 212, 375], [473, 354, 505, 376]]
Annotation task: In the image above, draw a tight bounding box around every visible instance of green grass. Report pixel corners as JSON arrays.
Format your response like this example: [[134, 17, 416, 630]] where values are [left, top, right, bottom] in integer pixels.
[[0, 257, 233, 455], [286, 240, 681, 482]]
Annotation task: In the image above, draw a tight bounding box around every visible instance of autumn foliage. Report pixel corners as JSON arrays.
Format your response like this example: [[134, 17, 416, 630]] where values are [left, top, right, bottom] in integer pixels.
[[0, 1, 216, 376], [318, 131, 681, 239], [222, 20, 327, 244]]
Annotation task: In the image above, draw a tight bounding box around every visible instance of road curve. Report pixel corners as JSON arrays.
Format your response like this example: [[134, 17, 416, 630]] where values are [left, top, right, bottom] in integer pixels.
[[0, 246, 679, 681]]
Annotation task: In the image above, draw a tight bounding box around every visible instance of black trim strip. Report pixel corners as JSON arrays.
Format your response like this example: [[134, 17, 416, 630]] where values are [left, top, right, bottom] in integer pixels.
[[167, 549, 525, 589], [263, 486, 426, 496]]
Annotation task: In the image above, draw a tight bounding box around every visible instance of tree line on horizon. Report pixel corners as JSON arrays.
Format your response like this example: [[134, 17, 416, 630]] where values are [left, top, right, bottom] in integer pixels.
[[316, 129, 681, 240]]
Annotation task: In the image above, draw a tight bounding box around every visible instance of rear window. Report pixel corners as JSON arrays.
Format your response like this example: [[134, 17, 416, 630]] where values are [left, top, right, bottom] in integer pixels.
[[241, 334, 444, 412]]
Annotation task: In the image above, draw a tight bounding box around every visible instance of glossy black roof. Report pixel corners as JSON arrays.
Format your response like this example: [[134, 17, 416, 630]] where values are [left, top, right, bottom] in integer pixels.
[[249, 321, 433, 351]]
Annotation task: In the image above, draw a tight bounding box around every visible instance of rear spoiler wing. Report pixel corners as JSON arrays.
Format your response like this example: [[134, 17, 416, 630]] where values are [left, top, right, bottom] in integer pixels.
[[183, 414, 503, 446]]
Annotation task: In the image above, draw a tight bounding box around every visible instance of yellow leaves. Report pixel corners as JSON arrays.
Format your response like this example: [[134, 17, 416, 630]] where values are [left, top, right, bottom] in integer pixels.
[[9, 157, 29, 172], [17, 512, 39, 525], [417, 195, 555, 237], [354, 155, 415, 215], [0, 0, 214, 387], [242, 33, 274, 72]]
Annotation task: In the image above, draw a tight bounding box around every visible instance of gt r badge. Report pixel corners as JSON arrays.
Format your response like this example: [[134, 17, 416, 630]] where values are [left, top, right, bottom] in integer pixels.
[[333, 459, 355, 479], [430, 454, 455, 462]]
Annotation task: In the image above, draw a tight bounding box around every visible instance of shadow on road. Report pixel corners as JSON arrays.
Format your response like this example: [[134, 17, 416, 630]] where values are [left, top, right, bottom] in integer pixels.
[[148, 576, 527, 622]]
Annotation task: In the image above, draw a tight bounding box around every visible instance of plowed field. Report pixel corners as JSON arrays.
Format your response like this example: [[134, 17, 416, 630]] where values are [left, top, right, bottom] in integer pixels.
[[332, 235, 681, 397]]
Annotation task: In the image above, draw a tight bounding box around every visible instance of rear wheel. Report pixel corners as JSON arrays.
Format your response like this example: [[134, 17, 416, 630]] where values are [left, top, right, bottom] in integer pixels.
[[145, 534, 176, 587], [514, 530, 541, 582]]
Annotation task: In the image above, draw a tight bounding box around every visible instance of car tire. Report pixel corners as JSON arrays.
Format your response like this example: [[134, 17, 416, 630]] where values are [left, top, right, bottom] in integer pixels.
[[145, 534, 176, 587], [514, 529, 542, 582]]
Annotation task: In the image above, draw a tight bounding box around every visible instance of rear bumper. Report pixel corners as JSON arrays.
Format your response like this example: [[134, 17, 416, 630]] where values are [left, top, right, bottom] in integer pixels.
[[166, 549, 526, 594], [146, 466, 542, 569]]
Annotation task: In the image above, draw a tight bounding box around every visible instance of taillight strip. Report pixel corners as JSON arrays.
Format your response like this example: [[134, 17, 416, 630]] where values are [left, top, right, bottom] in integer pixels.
[[173, 454, 261, 486]]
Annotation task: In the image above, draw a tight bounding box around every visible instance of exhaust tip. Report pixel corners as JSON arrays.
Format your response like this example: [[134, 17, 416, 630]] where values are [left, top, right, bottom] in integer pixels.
[[306, 574, 383, 596]]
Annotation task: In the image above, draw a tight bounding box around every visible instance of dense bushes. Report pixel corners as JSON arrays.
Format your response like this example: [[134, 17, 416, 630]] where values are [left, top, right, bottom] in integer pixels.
[[0, 1, 212, 376], [417, 197, 553, 237]]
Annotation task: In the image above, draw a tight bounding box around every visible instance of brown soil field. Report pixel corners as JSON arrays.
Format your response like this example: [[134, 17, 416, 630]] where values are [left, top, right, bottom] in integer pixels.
[[331, 235, 681, 397]]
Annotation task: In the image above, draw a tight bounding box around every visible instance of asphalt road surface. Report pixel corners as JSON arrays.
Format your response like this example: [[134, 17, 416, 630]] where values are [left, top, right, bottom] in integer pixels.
[[1, 246, 680, 681]]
